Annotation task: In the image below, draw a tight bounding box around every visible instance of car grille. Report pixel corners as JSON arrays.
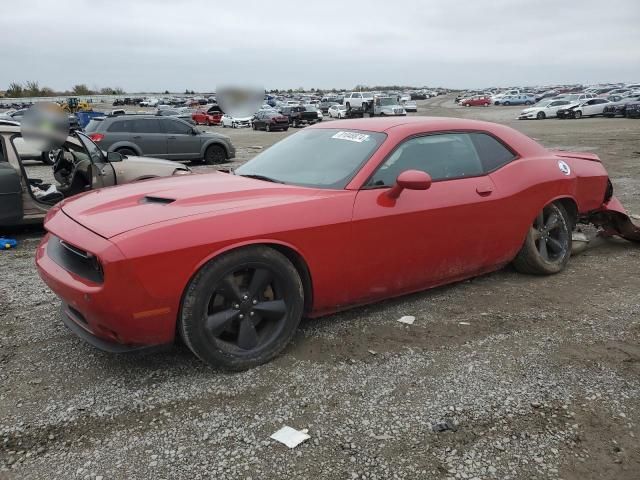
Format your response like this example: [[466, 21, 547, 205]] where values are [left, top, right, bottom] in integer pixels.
[[47, 235, 104, 283]]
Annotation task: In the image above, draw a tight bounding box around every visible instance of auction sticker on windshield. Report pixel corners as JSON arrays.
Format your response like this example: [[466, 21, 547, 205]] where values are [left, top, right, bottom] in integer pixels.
[[332, 131, 370, 143]]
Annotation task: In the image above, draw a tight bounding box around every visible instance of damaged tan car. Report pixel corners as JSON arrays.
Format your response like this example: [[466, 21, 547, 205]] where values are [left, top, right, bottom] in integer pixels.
[[0, 122, 192, 227]]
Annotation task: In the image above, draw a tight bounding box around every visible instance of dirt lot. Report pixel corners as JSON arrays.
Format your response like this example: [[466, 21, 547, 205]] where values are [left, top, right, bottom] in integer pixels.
[[1, 97, 639, 480]]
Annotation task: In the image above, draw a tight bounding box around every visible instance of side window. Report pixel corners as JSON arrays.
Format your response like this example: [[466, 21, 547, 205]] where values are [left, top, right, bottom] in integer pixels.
[[107, 120, 134, 132], [0, 136, 5, 162], [468, 133, 516, 172], [133, 119, 162, 133], [164, 120, 192, 135], [368, 133, 484, 187]]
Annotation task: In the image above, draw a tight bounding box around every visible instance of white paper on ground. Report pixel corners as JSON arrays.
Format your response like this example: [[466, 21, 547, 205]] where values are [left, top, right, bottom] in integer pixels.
[[270, 426, 310, 448], [397, 315, 415, 325]]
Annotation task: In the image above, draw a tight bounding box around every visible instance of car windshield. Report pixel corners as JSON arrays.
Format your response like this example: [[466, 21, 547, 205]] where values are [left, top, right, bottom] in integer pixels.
[[75, 132, 105, 164], [378, 98, 396, 106], [235, 128, 386, 189]]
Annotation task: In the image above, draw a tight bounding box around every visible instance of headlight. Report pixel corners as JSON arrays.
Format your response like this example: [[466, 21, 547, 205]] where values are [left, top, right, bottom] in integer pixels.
[[173, 168, 192, 175]]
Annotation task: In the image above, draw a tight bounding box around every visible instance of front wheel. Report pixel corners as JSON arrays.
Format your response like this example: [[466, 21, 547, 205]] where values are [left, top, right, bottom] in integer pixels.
[[179, 246, 304, 370], [513, 202, 571, 275], [503, 101, 511, 106], [574, 110, 582, 119], [483, 103, 489, 107], [537, 111, 546, 120], [41, 149, 59, 165]]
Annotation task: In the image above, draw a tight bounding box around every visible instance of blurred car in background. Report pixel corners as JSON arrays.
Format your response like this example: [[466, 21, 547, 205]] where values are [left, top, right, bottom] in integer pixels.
[[192, 109, 223, 126], [603, 95, 640, 117], [557, 98, 611, 119], [494, 94, 536, 106], [402, 100, 418, 112], [460, 95, 492, 107], [518, 98, 572, 120], [221, 114, 253, 128], [252, 111, 290, 131], [328, 104, 347, 118]]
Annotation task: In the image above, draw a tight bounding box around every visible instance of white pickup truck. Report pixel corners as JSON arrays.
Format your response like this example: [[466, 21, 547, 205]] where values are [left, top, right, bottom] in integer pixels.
[[344, 92, 375, 111]]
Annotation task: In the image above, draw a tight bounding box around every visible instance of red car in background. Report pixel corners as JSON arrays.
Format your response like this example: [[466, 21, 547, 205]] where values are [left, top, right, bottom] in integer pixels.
[[36, 117, 640, 370], [460, 95, 492, 107], [192, 109, 223, 126]]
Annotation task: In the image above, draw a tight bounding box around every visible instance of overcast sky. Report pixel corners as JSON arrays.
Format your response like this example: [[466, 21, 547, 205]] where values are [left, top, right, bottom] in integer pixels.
[[2, 0, 639, 92]]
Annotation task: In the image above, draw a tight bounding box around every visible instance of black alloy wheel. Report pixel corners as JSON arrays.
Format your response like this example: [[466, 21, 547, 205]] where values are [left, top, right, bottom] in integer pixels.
[[180, 246, 304, 370]]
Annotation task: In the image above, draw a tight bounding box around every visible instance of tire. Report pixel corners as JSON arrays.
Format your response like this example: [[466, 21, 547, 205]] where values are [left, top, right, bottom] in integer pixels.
[[283, 127, 289, 131], [345, 102, 350, 110], [293, 119, 299, 128], [266, 123, 271, 132], [524, 101, 532, 105], [484, 103, 489, 107], [203, 144, 226, 165], [179, 246, 304, 370], [222, 123, 227, 128], [574, 110, 582, 119], [252, 123, 257, 130], [116, 147, 137, 157], [503, 101, 511, 106], [536, 111, 546, 120], [513, 202, 572, 275], [465, 104, 470, 107], [232, 122, 236, 128], [604, 114, 614, 118], [41, 149, 58, 165]]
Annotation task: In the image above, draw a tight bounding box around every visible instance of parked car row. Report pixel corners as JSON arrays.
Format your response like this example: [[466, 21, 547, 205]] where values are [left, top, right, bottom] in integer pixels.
[[518, 93, 640, 120]]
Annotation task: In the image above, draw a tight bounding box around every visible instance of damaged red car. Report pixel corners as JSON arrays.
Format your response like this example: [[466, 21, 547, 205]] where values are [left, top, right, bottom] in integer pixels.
[[36, 117, 640, 370]]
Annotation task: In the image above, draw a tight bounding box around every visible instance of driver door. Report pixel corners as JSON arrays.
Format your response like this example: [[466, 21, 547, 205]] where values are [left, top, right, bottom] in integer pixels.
[[349, 132, 509, 303], [76, 133, 116, 188]]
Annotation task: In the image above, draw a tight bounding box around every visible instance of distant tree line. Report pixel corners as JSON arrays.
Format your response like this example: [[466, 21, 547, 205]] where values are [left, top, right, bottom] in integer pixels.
[[3, 81, 125, 98]]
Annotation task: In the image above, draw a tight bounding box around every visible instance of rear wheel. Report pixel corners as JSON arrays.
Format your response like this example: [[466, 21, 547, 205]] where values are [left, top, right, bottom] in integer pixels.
[[513, 202, 571, 275], [266, 123, 271, 132], [503, 101, 511, 106], [537, 111, 546, 120], [179, 246, 304, 370], [41, 149, 59, 165], [204, 144, 226, 165], [483, 102, 489, 107]]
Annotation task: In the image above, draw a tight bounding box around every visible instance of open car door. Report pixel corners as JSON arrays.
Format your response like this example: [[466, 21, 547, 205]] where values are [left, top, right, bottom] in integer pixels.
[[75, 132, 116, 188], [0, 162, 23, 225]]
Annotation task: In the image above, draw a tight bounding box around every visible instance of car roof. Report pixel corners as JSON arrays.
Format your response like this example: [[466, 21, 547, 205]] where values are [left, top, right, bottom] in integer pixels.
[[310, 116, 548, 157]]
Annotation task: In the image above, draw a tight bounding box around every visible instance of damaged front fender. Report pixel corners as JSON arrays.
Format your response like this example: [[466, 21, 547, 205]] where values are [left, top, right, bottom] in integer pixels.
[[586, 196, 640, 242]]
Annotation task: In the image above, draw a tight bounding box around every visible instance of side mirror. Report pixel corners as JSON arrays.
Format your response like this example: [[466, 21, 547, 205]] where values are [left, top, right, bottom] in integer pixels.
[[107, 151, 124, 162], [387, 170, 432, 199]]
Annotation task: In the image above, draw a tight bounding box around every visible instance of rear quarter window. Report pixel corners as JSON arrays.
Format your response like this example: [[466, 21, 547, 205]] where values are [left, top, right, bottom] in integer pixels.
[[85, 119, 103, 132], [106, 119, 135, 132], [469, 133, 517, 172]]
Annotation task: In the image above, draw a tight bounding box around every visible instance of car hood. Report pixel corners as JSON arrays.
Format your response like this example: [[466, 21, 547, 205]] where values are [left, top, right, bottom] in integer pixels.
[[121, 155, 182, 168], [61, 172, 327, 239]]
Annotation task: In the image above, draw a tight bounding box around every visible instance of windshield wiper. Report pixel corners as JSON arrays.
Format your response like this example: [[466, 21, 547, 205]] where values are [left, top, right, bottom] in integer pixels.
[[237, 173, 284, 184]]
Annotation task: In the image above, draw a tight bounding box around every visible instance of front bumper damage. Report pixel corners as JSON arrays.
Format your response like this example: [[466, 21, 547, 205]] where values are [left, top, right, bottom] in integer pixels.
[[585, 196, 640, 243]]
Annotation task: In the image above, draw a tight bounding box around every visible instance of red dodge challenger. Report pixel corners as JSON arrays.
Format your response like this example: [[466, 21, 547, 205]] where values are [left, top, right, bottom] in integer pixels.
[[36, 117, 640, 370]]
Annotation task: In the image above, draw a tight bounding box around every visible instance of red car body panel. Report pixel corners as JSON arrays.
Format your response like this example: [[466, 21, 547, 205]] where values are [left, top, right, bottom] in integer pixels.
[[461, 96, 492, 106], [192, 110, 222, 125], [36, 117, 639, 350]]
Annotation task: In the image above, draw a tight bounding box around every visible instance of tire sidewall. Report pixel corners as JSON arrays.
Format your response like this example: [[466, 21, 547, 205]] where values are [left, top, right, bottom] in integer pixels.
[[179, 247, 304, 370]]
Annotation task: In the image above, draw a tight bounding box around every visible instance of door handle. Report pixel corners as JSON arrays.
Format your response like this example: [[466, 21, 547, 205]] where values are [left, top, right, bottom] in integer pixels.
[[132, 135, 141, 139], [167, 136, 176, 140], [476, 183, 494, 196]]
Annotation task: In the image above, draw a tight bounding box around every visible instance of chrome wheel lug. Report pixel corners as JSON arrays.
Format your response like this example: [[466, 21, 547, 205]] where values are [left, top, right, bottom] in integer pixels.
[[238, 314, 244, 319], [252, 299, 258, 305], [233, 303, 239, 309], [249, 311, 255, 316], [243, 295, 249, 300]]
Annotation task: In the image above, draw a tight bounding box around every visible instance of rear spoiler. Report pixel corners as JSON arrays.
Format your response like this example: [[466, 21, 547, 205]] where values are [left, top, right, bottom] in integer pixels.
[[552, 151, 601, 162]]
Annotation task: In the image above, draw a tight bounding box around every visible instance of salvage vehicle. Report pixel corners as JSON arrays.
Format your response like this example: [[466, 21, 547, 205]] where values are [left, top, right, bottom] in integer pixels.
[[221, 114, 252, 129], [494, 94, 535, 106], [556, 98, 611, 119], [36, 117, 640, 370], [0, 126, 191, 227], [518, 99, 572, 120], [328, 104, 347, 118], [279, 106, 318, 127], [403, 100, 418, 112], [318, 97, 341, 113], [372, 97, 406, 116], [626, 101, 640, 118], [85, 115, 234, 164], [252, 111, 290, 131], [460, 95, 492, 107], [603, 95, 640, 117], [344, 91, 375, 111], [192, 109, 223, 126]]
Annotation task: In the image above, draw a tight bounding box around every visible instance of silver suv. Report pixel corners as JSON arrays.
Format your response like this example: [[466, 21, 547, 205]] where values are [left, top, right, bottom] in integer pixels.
[[85, 115, 235, 164]]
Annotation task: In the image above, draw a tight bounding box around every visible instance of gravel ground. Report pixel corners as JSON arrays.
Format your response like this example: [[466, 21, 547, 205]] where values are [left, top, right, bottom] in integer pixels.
[[1, 97, 639, 480]]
